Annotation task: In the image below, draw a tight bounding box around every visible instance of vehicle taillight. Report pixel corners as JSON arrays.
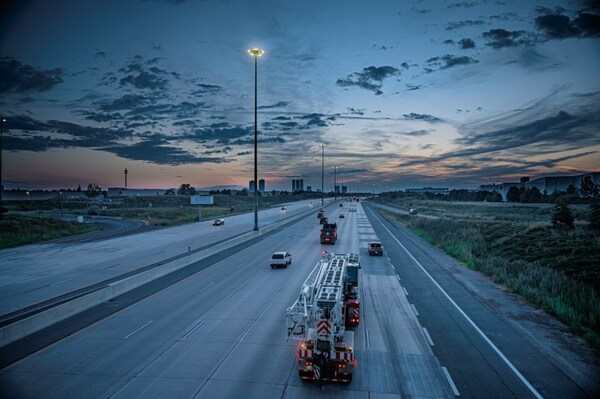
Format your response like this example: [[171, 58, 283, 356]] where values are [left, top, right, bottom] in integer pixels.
[[338, 363, 346, 368], [305, 361, 313, 366]]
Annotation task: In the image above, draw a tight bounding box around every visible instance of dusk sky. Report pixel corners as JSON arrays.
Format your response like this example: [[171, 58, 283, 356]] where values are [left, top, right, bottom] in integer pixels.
[[1, 0, 599, 191]]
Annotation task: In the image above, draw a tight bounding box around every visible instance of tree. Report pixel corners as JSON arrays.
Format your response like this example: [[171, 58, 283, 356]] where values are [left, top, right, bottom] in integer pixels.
[[551, 200, 574, 229], [567, 184, 577, 195], [177, 183, 196, 196], [76, 184, 82, 192], [529, 187, 542, 203], [85, 183, 103, 198], [589, 199, 600, 231], [164, 188, 175, 195], [579, 176, 599, 199], [506, 186, 521, 202]]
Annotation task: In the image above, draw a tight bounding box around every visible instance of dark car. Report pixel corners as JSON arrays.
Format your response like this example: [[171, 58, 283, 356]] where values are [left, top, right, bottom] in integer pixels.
[[339, 213, 345, 218], [339, 203, 343, 207], [368, 242, 383, 256], [320, 216, 328, 224], [317, 211, 324, 219], [212, 218, 225, 226]]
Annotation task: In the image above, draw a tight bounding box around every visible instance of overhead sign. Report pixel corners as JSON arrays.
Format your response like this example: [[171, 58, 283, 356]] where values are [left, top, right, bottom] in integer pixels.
[[191, 195, 214, 205]]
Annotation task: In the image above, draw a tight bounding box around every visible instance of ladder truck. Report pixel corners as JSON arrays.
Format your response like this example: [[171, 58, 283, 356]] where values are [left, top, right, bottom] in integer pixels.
[[286, 253, 361, 383]]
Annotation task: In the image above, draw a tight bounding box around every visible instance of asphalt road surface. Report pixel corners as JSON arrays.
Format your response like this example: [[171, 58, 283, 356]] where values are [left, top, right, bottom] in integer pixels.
[[0, 200, 597, 398]]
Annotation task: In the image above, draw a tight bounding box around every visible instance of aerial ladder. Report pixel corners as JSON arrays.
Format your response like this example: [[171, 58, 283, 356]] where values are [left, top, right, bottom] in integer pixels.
[[286, 253, 360, 383]]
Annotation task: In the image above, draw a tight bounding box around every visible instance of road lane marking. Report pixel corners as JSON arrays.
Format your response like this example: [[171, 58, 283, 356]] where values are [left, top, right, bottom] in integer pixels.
[[402, 286, 408, 296], [371, 210, 544, 399], [442, 367, 460, 397], [124, 320, 153, 339], [411, 304, 419, 316], [182, 320, 205, 340], [396, 274, 402, 282], [199, 282, 215, 292], [365, 328, 371, 348], [423, 327, 434, 346], [240, 324, 254, 341]]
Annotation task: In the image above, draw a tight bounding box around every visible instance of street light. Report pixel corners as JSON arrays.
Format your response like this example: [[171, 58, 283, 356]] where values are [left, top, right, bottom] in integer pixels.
[[0, 118, 5, 202], [320, 144, 326, 206], [248, 48, 264, 231], [333, 166, 337, 201]]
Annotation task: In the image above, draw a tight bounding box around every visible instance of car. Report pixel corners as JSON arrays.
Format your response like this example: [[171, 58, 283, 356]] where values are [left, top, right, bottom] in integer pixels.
[[339, 213, 345, 218], [270, 252, 292, 268], [281, 206, 287, 210], [317, 211, 324, 219], [368, 242, 383, 256], [339, 203, 343, 207], [409, 208, 417, 215], [320, 216, 328, 224], [212, 218, 225, 226]]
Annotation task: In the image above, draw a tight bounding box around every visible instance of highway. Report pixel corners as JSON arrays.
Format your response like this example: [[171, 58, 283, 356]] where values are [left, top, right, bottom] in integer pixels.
[[0, 200, 597, 398]]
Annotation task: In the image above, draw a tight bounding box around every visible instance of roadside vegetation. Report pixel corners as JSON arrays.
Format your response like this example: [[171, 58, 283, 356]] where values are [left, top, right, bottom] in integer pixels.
[[374, 194, 600, 349], [0, 215, 96, 249]]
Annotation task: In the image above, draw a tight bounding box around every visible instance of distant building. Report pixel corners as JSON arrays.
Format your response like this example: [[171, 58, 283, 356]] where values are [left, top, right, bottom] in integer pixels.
[[335, 185, 340, 194], [249, 180, 255, 192], [306, 186, 312, 192], [405, 187, 449, 195], [258, 179, 265, 193], [292, 179, 304, 193], [342, 186, 347, 194]]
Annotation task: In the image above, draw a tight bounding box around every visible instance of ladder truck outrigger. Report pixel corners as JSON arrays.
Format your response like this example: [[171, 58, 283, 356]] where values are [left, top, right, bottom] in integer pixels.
[[286, 253, 361, 383]]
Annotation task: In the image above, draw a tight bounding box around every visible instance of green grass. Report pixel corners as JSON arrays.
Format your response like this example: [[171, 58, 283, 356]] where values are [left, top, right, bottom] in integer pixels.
[[0, 215, 97, 249], [378, 198, 600, 350]]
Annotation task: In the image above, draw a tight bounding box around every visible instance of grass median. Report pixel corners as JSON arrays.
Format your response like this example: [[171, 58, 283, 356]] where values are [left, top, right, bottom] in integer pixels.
[[0, 215, 97, 249], [377, 200, 600, 350]]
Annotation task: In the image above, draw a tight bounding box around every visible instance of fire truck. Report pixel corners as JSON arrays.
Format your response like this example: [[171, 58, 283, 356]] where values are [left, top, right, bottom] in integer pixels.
[[286, 253, 361, 383]]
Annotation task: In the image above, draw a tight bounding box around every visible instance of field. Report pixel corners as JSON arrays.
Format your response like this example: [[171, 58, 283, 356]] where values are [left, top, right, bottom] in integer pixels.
[[0, 215, 96, 249], [373, 196, 600, 349]]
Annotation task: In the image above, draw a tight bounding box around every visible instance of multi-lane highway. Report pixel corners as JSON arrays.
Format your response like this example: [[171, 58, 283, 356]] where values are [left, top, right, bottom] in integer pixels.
[[0, 200, 597, 398]]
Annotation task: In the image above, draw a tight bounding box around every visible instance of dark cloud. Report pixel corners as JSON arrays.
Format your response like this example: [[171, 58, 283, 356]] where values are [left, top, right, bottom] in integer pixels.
[[458, 38, 476, 49], [405, 84, 422, 91], [336, 66, 400, 95], [411, 6, 431, 14], [489, 12, 520, 21], [237, 151, 252, 156], [346, 108, 365, 115], [424, 54, 478, 72], [372, 44, 395, 50], [258, 101, 290, 109], [191, 83, 223, 96], [445, 20, 485, 31], [229, 137, 285, 146], [448, 2, 478, 8], [402, 113, 442, 122], [183, 125, 251, 145], [443, 39, 455, 45], [98, 94, 154, 112], [404, 129, 435, 136], [120, 71, 168, 91], [102, 136, 221, 165], [0, 57, 63, 93], [482, 29, 535, 48], [272, 116, 291, 121], [95, 51, 107, 57], [535, 8, 600, 39]]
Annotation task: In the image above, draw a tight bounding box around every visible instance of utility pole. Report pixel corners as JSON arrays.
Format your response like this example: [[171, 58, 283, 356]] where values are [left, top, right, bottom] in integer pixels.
[[320, 144, 326, 206], [333, 166, 337, 201], [124, 168, 128, 189]]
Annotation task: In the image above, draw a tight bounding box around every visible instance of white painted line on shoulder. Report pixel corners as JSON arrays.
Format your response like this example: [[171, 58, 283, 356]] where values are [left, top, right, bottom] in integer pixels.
[[365, 328, 371, 348], [124, 320, 153, 339], [396, 274, 402, 282], [411, 304, 419, 316], [182, 320, 205, 340], [372, 211, 544, 399], [199, 282, 215, 292], [423, 327, 434, 346], [240, 324, 255, 341], [442, 367, 460, 397], [402, 286, 408, 296]]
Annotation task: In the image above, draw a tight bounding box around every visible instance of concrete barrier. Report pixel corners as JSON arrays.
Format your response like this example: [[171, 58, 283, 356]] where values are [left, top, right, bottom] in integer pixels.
[[0, 203, 324, 347]]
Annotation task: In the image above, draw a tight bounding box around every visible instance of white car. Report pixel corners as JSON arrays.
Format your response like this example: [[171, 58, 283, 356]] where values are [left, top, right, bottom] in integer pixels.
[[212, 218, 225, 226], [270, 252, 292, 268]]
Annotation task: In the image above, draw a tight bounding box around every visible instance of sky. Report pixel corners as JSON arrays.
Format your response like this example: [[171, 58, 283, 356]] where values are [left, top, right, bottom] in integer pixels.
[[0, 0, 599, 192]]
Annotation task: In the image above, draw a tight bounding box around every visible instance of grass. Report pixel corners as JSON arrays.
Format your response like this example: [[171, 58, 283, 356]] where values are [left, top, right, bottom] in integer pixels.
[[0, 215, 97, 249], [377, 198, 600, 350]]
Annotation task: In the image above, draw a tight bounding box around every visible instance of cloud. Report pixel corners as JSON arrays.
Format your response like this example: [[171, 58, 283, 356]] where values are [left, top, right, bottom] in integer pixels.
[[448, 2, 478, 8], [120, 71, 168, 91], [482, 29, 536, 48], [346, 107, 365, 115], [458, 38, 476, 49], [191, 83, 223, 95], [405, 84, 422, 91], [102, 136, 221, 165], [404, 129, 435, 136], [535, 8, 600, 39], [424, 54, 478, 72], [402, 113, 442, 122], [258, 101, 291, 109], [0, 57, 63, 93], [445, 20, 485, 31], [336, 66, 400, 95]]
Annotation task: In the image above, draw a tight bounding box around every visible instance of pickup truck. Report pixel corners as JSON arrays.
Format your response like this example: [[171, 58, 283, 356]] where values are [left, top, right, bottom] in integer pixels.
[[320, 223, 337, 244]]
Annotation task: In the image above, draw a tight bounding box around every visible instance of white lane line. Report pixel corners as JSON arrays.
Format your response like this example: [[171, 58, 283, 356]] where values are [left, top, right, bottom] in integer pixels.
[[182, 320, 205, 340], [240, 324, 255, 341], [365, 328, 371, 348], [423, 327, 434, 346], [411, 304, 419, 316], [396, 274, 402, 282], [199, 282, 215, 292], [124, 320, 153, 339], [442, 367, 460, 397], [372, 211, 544, 399], [402, 286, 408, 296]]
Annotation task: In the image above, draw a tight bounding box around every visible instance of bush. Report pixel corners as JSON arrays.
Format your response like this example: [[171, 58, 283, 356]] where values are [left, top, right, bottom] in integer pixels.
[[552, 201, 574, 229]]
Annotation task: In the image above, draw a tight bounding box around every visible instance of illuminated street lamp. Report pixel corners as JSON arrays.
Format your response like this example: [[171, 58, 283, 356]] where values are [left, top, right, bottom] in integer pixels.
[[0, 118, 5, 202], [248, 48, 264, 231]]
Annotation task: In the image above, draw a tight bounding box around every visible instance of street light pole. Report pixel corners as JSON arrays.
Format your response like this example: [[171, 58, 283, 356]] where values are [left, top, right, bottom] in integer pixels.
[[248, 48, 264, 231], [320, 144, 326, 206], [333, 166, 337, 201], [0, 118, 5, 202]]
